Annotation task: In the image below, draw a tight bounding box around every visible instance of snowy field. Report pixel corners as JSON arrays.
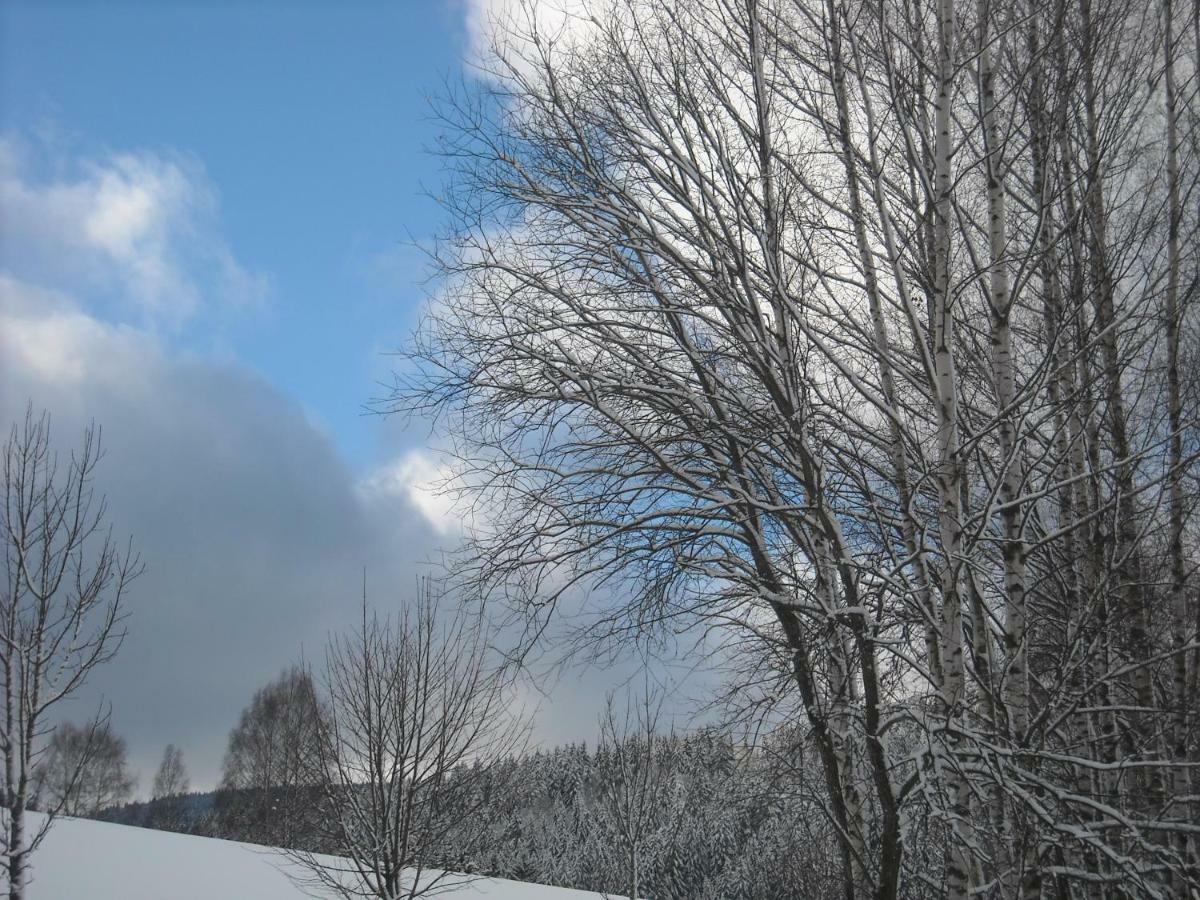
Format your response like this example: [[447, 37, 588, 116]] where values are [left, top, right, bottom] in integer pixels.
[[23, 813, 614, 900]]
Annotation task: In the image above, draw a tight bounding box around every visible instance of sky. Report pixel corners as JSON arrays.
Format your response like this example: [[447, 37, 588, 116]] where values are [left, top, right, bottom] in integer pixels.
[[0, 0, 660, 793]]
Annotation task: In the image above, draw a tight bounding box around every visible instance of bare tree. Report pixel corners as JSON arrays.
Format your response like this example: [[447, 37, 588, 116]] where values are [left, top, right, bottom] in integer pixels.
[[31, 721, 135, 817], [290, 581, 527, 900], [148, 742, 191, 832], [399, 0, 1200, 895], [1, 408, 139, 899], [152, 743, 188, 800], [219, 665, 323, 846], [596, 681, 679, 900]]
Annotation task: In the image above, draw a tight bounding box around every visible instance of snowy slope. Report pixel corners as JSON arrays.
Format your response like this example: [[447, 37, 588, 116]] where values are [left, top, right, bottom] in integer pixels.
[[22, 813, 612, 899]]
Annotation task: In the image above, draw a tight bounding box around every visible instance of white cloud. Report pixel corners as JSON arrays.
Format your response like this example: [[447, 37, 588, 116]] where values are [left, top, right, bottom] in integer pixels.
[[0, 137, 268, 329], [462, 0, 597, 77], [360, 449, 461, 536], [0, 275, 161, 387]]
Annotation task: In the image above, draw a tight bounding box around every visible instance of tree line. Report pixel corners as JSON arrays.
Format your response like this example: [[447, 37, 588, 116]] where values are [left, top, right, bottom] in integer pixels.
[[100, 668, 914, 900]]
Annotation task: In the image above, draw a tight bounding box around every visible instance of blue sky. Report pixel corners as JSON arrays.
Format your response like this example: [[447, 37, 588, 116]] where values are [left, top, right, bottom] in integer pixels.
[[3, 0, 468, 468]]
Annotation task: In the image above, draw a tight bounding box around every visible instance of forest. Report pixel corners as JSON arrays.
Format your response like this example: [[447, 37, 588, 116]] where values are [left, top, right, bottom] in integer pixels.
[[98, 724, 901, 900]]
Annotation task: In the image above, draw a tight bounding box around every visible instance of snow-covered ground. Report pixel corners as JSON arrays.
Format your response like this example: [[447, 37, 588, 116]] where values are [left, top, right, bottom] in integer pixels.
[[22, 813, 611, 899]]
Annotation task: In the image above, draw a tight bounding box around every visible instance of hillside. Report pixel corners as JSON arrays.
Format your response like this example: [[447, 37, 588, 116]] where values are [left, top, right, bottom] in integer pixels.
[[23, 813, 616, 900]]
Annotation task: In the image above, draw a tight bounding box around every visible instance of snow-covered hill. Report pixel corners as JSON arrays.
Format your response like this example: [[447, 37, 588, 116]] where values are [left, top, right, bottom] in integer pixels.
[[22, 813, 613, 899]]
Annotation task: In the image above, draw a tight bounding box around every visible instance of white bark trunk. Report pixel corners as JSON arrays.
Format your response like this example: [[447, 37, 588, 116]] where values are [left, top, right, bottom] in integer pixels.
[[933, 1, 974, 896]]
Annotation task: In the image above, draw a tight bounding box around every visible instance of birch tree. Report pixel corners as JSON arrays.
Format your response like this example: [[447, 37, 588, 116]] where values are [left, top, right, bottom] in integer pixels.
[[401, 0, 1200, 894], [31, 721, 135, 817], [219, 665, 323, 846], [1, 408, 139, 900], [151, 743, 188, 800], [149, 742, 190, 831]]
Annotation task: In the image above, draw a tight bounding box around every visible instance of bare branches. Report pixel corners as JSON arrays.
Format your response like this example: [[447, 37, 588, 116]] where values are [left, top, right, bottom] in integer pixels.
[[219, 665, 323, 847], [400, 0, 1200, 894], [1, 405, 140, 900], [290, 580, 527, 900], [596, 679, 680, 900]]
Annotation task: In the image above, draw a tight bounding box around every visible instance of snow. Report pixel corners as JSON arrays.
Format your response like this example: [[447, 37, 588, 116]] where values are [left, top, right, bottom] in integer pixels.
[[22, 813, 613, 899]]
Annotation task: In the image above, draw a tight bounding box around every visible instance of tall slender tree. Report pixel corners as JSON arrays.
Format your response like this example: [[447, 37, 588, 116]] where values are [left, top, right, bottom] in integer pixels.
[[218, 666, 322, 846], [596, 682, 679, 900], [1, 408, 139, 900], [152, 743, 189, 800]]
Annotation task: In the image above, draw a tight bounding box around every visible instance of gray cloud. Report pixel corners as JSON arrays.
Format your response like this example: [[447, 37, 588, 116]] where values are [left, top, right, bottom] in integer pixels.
[[1, 279, 444, 789]]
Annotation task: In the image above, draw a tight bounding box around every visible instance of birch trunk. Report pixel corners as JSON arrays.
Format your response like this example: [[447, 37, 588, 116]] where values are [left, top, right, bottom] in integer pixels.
[[978, 4, 1035, 893], [932, 1, 974, 895], [979, 0, 1028, 753]]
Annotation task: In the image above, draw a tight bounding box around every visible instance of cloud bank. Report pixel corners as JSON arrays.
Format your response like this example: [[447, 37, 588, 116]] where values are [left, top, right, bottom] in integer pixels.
[[0, 139, 443, 789]]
